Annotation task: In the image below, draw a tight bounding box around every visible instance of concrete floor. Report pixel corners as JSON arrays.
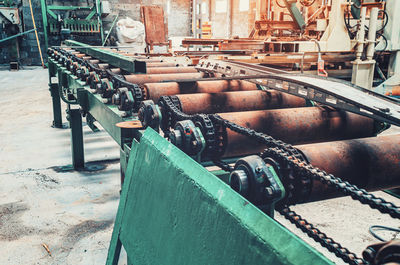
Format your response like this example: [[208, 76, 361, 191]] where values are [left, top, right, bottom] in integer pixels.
[[0, 68, 126, 264], [0, 67, 399, 264]]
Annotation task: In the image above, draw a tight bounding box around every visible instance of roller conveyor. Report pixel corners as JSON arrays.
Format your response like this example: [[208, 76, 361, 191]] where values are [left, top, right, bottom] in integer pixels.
[[138, 90, 309, 130], [46, 42, 400, 265], [168, 106, 383, 159], [229, 134, 400, 204], [123, 72, 206, 84], [140, 80, 258, 101]]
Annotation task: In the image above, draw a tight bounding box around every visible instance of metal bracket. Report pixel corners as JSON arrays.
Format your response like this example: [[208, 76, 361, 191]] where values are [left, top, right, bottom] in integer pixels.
[[169, 120, 206, 162], [229, 155, 285, 218]]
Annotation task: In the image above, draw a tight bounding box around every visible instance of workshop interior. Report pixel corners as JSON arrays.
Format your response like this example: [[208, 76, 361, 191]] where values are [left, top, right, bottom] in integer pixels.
[[1, 0, 400, 264]]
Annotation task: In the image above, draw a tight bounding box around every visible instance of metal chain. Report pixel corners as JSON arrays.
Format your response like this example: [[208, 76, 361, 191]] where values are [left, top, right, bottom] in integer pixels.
[[212, 159, 233, 172], [278, 207, 366, 265], [209, 114, 400, 219]]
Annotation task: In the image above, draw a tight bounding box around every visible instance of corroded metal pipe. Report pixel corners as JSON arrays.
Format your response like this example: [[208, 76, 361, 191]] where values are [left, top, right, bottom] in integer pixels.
[[97, 63, 109, 69], [229, 134, 399, 207], [146, 62, 178, 68], [89, 59, 100, 64], [138, 58, 165, 63], [143, 80, 258, 101], [124, 72, 205, 84], [296, 134, 400, 201], [220, 106, 381, 158], [146, 67, 198, 75], [176, 90, 308, 114], [109, 68, 121, 74]]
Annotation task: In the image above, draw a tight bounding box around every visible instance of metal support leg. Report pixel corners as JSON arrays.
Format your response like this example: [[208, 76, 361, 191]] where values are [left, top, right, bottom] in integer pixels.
[[68, 108, 85, 169], [120, 148, 127, 185], [50, 83, 63, 128], [119, 143, 131, 186]]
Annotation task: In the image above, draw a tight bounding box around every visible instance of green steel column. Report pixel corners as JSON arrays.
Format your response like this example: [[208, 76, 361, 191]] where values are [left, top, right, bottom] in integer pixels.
[[96, 0, 104, 44], [50, 83, 63, 128], [40, 0, 49, 50], [48, 61, 63, 128], [67, 108, 84, 169]]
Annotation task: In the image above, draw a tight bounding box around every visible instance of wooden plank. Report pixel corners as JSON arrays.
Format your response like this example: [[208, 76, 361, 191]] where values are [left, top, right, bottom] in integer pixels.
[[141, 5, 167, 45]]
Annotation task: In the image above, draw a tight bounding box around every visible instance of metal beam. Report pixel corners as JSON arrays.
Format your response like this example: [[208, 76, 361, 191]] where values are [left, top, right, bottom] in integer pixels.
[[0, 28, 35, 43]]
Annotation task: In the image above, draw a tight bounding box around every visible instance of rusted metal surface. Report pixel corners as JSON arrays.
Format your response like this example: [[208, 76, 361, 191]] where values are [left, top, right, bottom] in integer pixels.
[[178, 90, 307, 114], [146, 67, 198, 75], [296, 134, 400, 201], [143, 80, 258, 102], [97, 63, 109, 69], [109, 68, 121, 74], [146, 62, 177, 68], [124, 72, 205, 84], [141, 5, 167, 45], [138, 59, 165, 63], [115, 120, 143, 129], [89, 59, 100, 64], [220, 106, 378, 158]]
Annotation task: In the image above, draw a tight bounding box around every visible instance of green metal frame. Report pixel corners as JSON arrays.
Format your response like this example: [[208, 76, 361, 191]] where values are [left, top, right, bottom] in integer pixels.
[[0, 28, 36, 44], [40, 0, 104, 50], [48, 58, 137, 169], [105, 129, 333, 265]]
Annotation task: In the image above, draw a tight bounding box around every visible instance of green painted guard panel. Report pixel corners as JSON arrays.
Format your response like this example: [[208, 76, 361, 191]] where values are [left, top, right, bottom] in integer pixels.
[[107, 129, 333, 265]]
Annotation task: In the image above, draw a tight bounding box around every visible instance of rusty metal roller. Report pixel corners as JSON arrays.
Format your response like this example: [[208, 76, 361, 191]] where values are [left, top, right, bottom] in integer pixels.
[[142, 80, 258, 102], [146, 67, 198, 75], [294, 134, 400, 202], [174, 90, 308, 114], [218, 106, 384, 158], [228, 135, 399, 207], [123, 72, 206, 84], [146, 62, 179, 68]]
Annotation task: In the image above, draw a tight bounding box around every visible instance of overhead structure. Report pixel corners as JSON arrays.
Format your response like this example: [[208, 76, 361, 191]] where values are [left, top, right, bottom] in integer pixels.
[[184, 0, 397, 91], [40, 0, 109, 49], [46, 41, 400, 265]]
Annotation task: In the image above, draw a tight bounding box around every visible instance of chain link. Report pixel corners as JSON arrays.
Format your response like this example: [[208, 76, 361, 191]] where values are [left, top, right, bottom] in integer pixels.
[[210, 114, 400, 219], [278, 207, 366, 265]]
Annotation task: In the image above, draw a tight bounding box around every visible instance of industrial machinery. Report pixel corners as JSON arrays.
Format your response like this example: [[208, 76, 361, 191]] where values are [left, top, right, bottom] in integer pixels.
[[47, 41, 400, 265], [40, 0, 110, 49], [185, 0, 400, 91], [0, 0, 22, 68]]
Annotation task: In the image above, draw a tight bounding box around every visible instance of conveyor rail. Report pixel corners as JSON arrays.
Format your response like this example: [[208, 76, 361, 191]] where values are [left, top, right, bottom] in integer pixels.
[[196, 59, 400, 127]]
